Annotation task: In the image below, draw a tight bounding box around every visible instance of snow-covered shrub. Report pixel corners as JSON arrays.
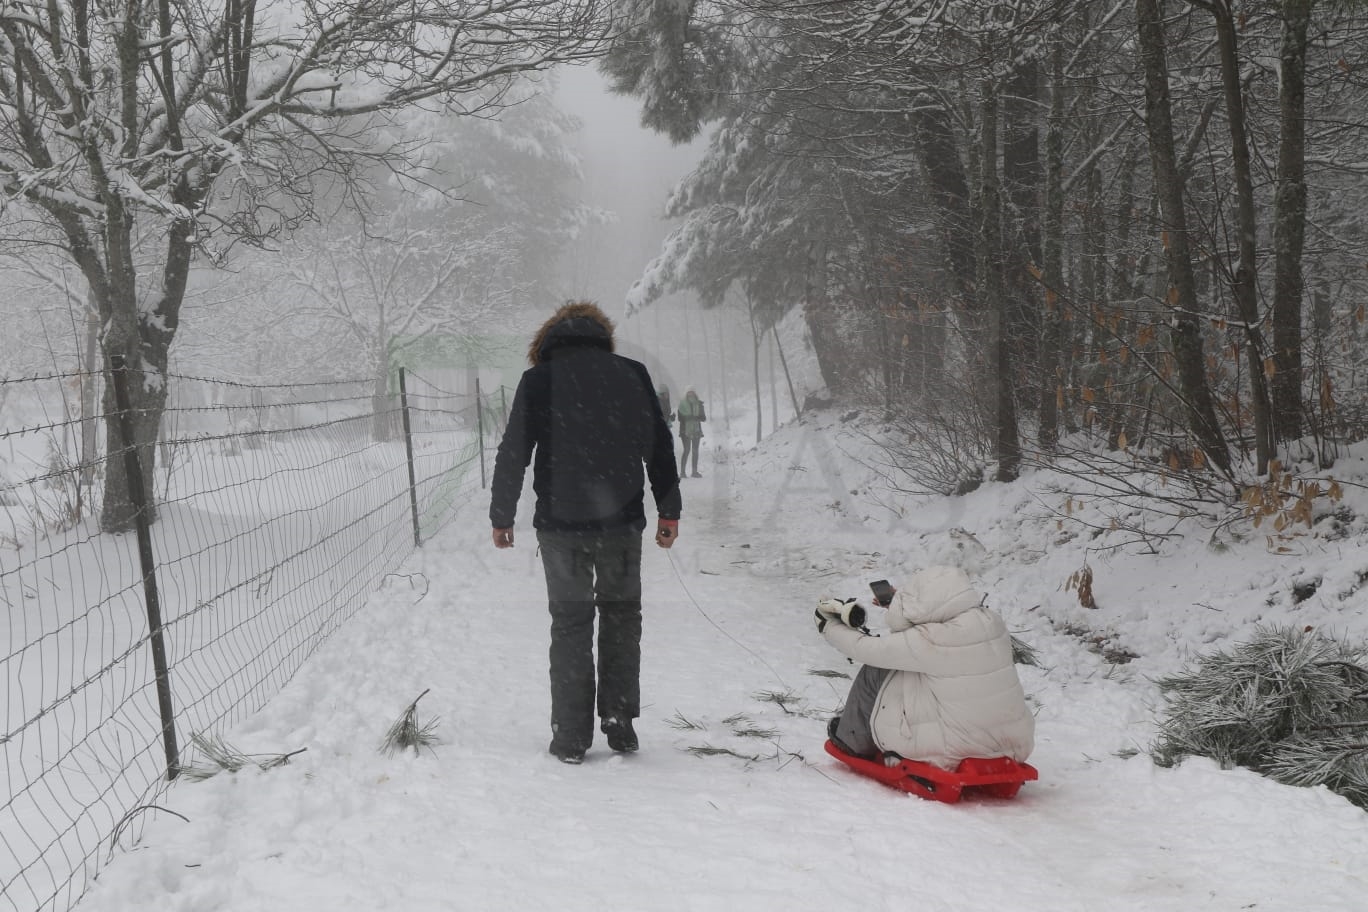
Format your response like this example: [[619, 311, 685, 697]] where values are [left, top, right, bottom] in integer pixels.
[[1151, 626, 1368, 808], [871, 398, 989, 497]]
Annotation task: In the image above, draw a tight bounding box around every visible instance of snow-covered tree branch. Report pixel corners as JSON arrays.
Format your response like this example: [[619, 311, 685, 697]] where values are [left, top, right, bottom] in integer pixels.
[[0, 0, 610, 529]]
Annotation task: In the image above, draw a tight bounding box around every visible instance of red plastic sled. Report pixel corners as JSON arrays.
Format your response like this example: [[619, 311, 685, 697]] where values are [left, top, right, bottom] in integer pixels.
[[824, 740, 1038, 803]]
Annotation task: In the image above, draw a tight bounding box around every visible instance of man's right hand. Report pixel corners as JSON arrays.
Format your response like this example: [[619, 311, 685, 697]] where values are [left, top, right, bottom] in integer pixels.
[[655, 519, 678, 549], [492, 528, 514, 549]]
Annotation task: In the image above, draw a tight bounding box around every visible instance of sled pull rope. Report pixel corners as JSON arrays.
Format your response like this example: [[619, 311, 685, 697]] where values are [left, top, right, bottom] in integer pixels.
[[665, 549, 789, 690]]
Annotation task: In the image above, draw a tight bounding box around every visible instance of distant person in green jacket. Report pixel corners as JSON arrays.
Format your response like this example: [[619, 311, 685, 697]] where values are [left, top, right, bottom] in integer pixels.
[[658, 385, 673, 428], [677, 388, 706, 478]]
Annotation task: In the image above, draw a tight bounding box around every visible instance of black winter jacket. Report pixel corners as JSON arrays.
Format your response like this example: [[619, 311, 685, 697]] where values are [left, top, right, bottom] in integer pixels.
[[489, 316, 681, 533]]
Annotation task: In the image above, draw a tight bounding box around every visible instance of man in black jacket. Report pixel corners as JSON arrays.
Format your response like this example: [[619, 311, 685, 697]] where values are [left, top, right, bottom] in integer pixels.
[[490, 301, 682, 764]]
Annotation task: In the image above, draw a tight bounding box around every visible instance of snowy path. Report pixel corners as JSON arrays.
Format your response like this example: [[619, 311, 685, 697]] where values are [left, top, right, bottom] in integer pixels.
[[76, 445, 1368, 912]]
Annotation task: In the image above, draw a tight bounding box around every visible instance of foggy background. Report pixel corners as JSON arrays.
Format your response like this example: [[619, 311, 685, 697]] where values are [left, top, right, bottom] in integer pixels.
[[553, 64, 704, 312], [552, 65, 755, 417]]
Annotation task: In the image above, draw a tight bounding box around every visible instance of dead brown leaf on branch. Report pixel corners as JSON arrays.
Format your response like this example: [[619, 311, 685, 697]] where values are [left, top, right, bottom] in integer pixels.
[[1065, 564, 1098, 609], [1241, 460, 1343, 535]]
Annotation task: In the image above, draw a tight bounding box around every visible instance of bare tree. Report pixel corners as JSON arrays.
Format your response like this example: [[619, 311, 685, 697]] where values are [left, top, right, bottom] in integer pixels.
[[976, 73, 1022, 481], [0, 0, 608, 530], [1134, 0, 1232, 476], [1196, 0, 1275, 472], [1270, 0, 1315, 443], [1038, 33, 1065, 452], [284, 210, 526, 439]]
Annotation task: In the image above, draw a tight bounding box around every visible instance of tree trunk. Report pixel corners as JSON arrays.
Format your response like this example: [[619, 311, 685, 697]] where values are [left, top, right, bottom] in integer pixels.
[[1271, 0, 1314, 442], [99, 344, 168, 532], [1212, 0, 1275, 473], [683, 299, 694, 384], [801, 241, 849, 395], [373, 371, 393, 441], [1003, 54, 1043, 398], [98, 216, 193, 530], [1112, 143, 1141, 305], [910, 94, 978, 310], [977, 77, 1021, 482], [772, 324, 801, 419], [748, 292, 763, 444], [80, 294, 101, 485], [700, 304, 716, 410], [1310, 278, 1333, 465], [716, 310, 732, 434], [373, 324, 394, 440], [769, 331, 781, 431], [1038, 41, 1066, 452], [1082, 136, 1132, 450], [1134, 0, 1231, 476]]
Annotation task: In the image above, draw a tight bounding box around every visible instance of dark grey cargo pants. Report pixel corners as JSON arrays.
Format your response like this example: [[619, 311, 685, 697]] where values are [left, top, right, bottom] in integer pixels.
[[833, 664, 891, 757], [536, 528, 644, 751]]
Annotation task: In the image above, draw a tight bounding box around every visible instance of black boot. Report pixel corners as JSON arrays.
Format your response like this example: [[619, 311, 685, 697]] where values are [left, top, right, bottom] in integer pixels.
[[601, 716, 639, 753], [826, 716, 871, 759], [549, 739, 586, 764]]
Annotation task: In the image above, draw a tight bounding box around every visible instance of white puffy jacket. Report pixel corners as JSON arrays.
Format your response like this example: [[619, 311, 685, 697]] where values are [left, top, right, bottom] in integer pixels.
[[822, 566, 1035, 770]]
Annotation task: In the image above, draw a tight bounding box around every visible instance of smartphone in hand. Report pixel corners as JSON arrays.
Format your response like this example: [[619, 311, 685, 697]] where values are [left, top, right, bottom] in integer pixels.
[[869, 579, 895, 607]]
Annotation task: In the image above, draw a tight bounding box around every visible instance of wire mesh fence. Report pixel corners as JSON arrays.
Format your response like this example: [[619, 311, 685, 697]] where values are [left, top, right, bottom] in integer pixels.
[[1, 366, 505, 912]]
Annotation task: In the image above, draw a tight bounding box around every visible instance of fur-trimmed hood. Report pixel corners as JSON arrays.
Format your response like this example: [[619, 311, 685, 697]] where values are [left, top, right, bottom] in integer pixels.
[[527, 301, 616, 366]]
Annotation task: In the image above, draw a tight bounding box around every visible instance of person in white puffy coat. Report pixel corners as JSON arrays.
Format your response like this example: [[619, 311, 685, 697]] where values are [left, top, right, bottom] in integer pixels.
[[819, 565, 1034, 770]]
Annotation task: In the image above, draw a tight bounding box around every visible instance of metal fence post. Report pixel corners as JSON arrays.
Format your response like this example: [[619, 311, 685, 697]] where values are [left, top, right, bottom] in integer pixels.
[[476, 378, 487, 489], [109, 355, 180, 780], [398, 368, 422, 548]]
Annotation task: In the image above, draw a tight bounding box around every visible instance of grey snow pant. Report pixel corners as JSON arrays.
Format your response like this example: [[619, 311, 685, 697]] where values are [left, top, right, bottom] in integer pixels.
[[536, 528, 644, 751], [833, 665, 891, 758]]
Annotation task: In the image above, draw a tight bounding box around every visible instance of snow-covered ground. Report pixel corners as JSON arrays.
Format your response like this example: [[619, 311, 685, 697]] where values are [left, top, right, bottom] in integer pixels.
[[74, 408, 1368, 912]]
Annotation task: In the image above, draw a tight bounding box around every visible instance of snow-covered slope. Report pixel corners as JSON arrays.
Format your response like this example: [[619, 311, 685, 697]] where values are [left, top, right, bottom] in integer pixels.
[[75, 407, 1368, 912]]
